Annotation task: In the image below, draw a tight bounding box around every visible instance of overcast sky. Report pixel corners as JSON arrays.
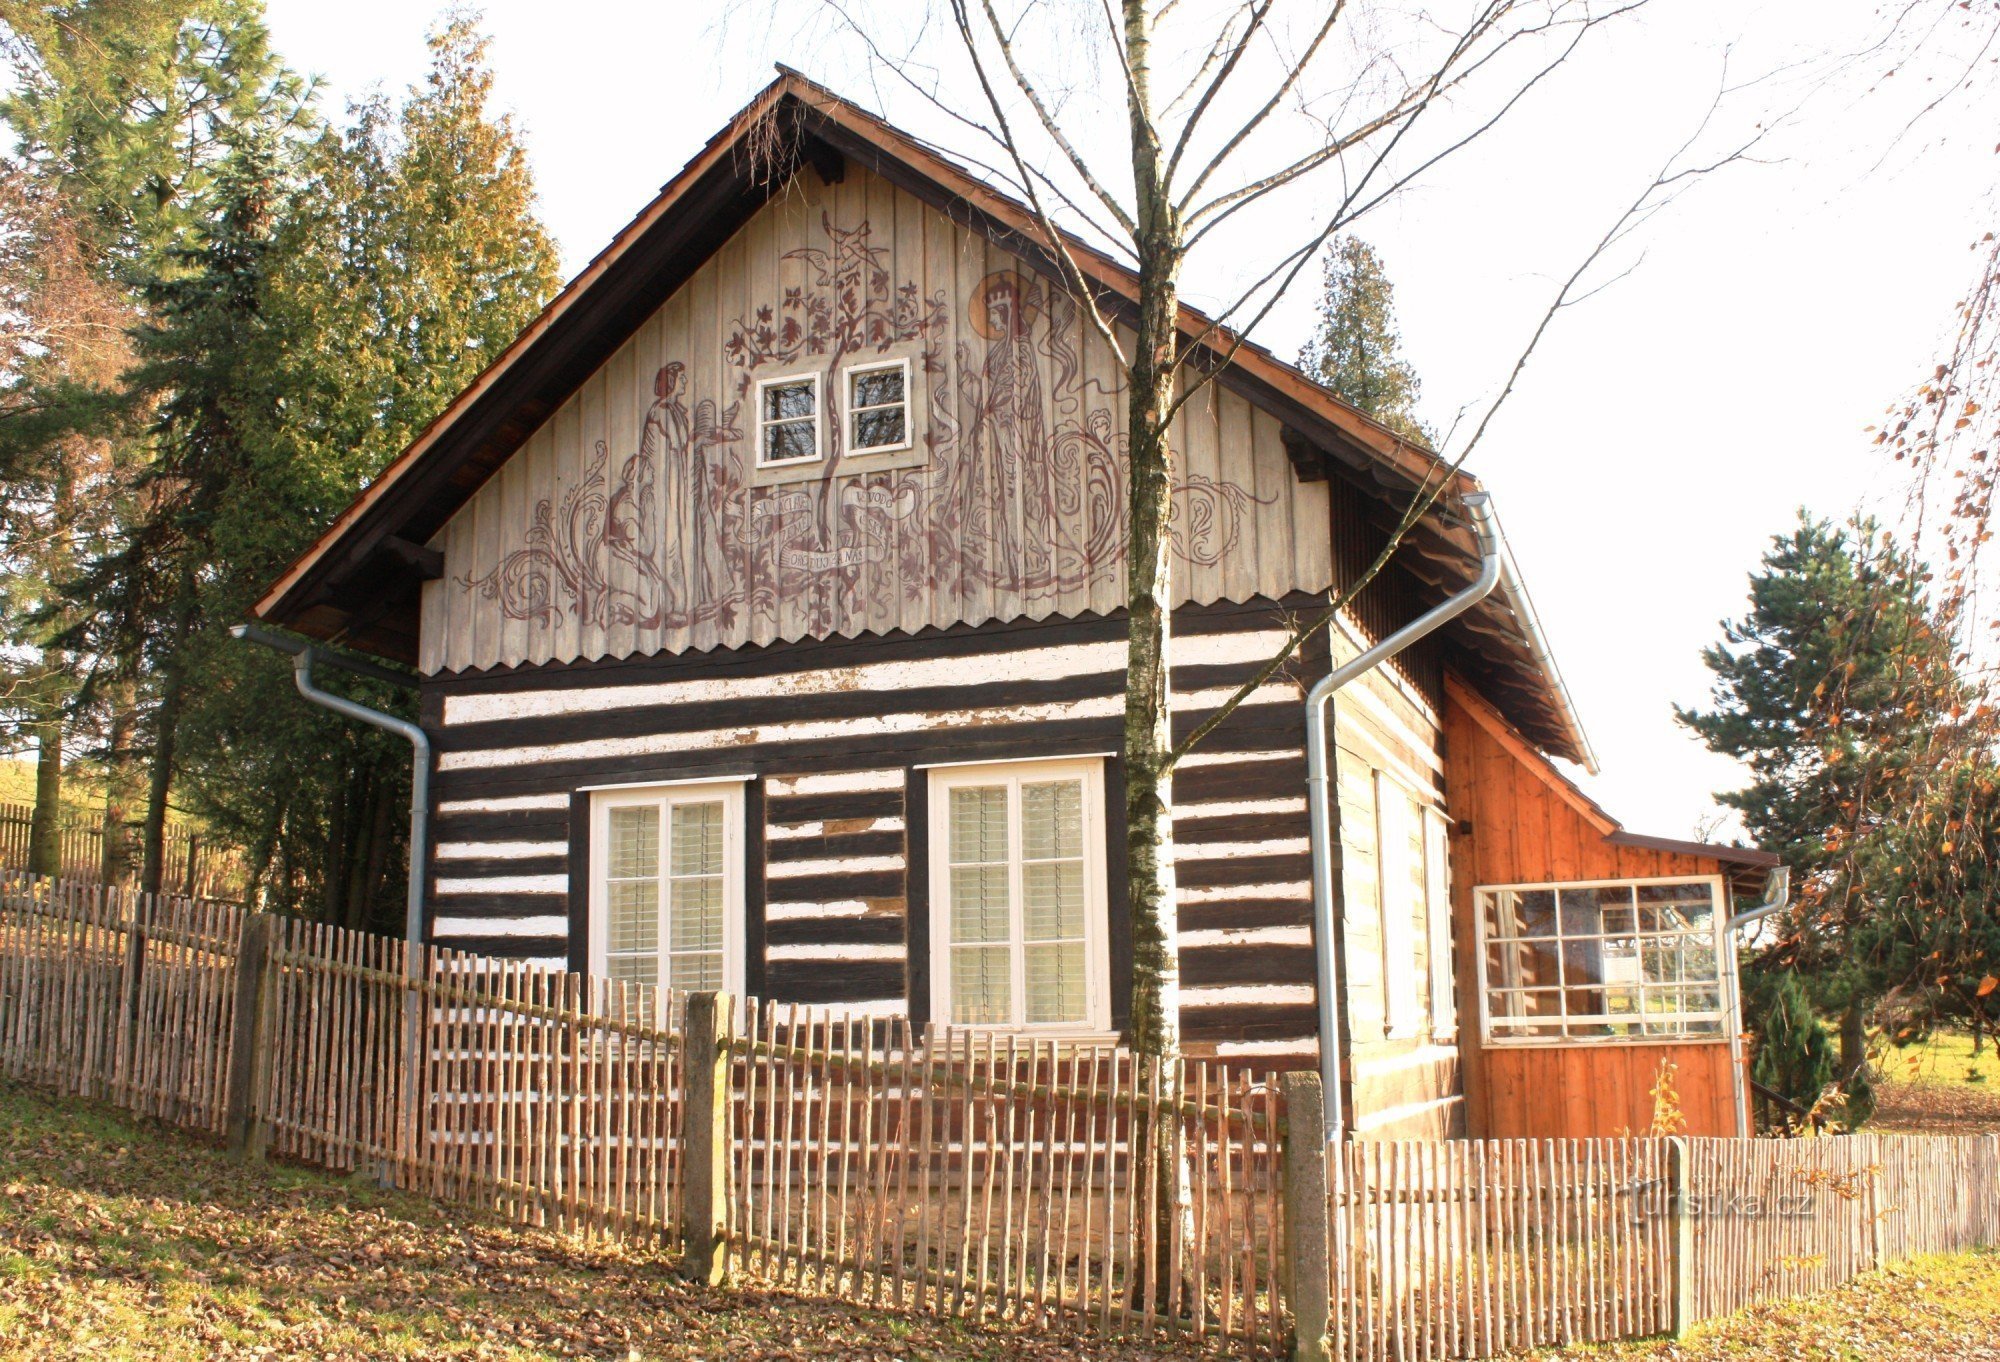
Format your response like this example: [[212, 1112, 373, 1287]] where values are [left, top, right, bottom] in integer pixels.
[[261, 0, 1996, 839]]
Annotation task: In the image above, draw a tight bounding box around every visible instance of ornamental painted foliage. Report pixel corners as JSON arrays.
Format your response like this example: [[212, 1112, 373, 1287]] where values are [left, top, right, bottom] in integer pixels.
[[459, 214, 1262, 642]]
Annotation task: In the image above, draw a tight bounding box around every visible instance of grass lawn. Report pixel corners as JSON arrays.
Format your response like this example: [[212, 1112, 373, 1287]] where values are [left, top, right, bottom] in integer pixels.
[[1871, 1029, 2000, 1135], [2, 1078, 1997, 1360], [1501, 1249, 2000, 1360]]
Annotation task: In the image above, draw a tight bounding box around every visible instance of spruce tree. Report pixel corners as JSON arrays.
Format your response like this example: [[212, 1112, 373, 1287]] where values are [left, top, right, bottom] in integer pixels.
[[1298, 235, 1433, 445], [1679, 510, 1962, 1088]]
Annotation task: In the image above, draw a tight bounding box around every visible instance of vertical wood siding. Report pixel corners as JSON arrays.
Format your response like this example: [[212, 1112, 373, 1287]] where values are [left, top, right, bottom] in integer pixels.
[[419, 164, 1331, 674], [422, 594, 1330, 1053], [1443, 683, 1740, 1138]]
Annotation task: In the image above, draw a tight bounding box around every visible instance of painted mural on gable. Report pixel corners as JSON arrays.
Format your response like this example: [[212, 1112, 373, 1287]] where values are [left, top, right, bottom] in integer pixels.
[[425, 178, 1329, 672]]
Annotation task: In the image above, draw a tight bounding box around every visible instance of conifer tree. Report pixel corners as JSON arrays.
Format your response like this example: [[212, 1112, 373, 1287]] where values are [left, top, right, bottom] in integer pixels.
[[1298, 235, 1433, 445], [1679, 510, 1962, 1087]]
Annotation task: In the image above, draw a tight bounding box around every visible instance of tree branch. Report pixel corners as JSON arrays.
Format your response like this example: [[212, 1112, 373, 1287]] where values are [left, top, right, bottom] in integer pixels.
[[1166, 84, 1767, 769]]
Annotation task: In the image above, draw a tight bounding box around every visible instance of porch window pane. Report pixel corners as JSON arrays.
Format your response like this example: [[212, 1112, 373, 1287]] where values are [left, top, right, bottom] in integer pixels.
[[1476, 877, 1727, 1043]]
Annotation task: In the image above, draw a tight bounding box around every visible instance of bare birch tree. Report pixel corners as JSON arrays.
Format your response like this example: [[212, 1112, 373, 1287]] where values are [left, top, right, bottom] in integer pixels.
[[788, 1, 1786, 1094]]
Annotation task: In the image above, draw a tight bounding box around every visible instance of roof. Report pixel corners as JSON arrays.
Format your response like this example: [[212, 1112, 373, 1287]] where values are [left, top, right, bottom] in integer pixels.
[[1444, 676, 1777, 895], [252, 68, 1592, 765]]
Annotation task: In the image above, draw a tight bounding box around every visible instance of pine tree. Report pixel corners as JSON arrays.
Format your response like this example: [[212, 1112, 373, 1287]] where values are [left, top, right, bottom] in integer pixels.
[[0, 0, 309, 882], [1678, 509, 1963, 1087], [166, 12, 558, 922], [1298, 235, 1432, 445]]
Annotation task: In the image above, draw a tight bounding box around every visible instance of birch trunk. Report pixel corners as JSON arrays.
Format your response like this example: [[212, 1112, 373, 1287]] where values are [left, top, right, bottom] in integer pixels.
[[1120, 0, 1181, 1069]]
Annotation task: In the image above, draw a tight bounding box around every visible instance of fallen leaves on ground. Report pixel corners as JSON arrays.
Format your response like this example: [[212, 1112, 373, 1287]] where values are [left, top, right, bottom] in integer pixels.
[[0, 1080, 1211, 1361]]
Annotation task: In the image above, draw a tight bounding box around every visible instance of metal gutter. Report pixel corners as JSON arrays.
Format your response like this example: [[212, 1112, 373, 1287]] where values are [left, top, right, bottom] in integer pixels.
[[1485, 503, 1600, 776], [234, 622, 432, 1177], [230, 623, 430, 955], [1306, 491, 1504, 1142], [1724, 865, 1791, 1136]]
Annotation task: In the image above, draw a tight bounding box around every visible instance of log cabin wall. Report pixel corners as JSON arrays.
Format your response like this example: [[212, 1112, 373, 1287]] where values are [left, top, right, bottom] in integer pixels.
[[1442, 677, 1742, 1138], [420, 592, 1329, 1058], [1323, 531, 1464, 1141]]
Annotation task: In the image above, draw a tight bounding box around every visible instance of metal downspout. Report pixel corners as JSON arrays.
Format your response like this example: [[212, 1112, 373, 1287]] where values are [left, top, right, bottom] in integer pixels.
[[1725, 865, 1791, 1136], [1307, 491, 1504, 1142], [233, 623, 431, 1175]]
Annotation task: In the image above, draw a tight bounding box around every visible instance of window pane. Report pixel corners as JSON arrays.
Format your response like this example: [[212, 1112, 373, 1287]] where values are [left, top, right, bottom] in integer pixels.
[[1025, 941, 1087, 1023], [670, 875, 724, 951], [607, 954, 655, 989], [851, 366, 905, 408], [1023, 861, 1084, 941], [763, 419, 816, 463], [666, 800, 727, 987], [608, 805, 658, 879], [853, 406, 906, 449], [1022, 780, 1083, 860], [949, 786, 1008, 863], [671, 802, 724, 876], [763, 379, 816, 421], [949, 866, 1009, 942], [607, 880, 658, 955], [1480, 877, 1727, 1042], [1485, 888, 1557, 940], [670, 952, 723, 993], [951, 946, 1010, 1024]]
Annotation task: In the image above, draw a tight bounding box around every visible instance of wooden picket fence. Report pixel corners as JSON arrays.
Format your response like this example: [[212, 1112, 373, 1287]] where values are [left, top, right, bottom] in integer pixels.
[[3, 869, 1998, 1360], [0, 802, 247, 899], [723, 1003, 1285, 1344]]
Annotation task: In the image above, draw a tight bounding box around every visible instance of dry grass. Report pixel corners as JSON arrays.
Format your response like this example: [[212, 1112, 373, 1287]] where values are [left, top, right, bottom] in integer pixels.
[[1503, 1248, 2000, 1360], [0, 1079, 1210, 1361], [1871, 1030, 2000, 1136]]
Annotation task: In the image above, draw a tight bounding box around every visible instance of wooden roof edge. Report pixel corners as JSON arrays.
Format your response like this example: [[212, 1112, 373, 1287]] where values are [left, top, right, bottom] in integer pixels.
[[1443, 672, 1620, 837], [1603, 832, 1782, 869], [253, 67, 1470, 631]]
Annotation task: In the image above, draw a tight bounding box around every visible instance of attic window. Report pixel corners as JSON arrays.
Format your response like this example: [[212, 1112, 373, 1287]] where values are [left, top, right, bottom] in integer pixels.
[[1476, 876, 1727, 1044], [758, 373, 821, 465], [845, 358, 910, 454]]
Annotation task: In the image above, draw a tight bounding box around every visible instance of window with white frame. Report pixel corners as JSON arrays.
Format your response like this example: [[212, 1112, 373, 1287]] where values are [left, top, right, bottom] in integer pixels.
[[844, 357, 910, 454], [589, 781, 745, 998], [928, 758, 1110, 1032], [1375, 774, 1426, 1037], [1424, 807, 1457, 1039], [1477, 877, 1726, 1043], [757, 372, 821, 465]]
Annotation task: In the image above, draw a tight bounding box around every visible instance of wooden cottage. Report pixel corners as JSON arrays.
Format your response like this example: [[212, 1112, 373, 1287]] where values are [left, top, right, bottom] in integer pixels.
[[252, 72, 1779, 1142]]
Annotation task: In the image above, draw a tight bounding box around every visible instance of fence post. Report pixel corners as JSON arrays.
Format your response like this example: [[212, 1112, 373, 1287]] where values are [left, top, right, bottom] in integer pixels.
[[1987, 1134, 2000, 1248], [224, 913, 275, 1158], [1279, 1070, 1331, 1362], [1668, 1136, 1695, 1337], [680, 990, 731, 1286]]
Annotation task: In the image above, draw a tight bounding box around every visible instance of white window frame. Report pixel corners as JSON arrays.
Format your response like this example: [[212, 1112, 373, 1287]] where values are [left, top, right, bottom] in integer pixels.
[[1473, 873, 1730, 1047], [1424, 807, 1457, 1041], [842, 356, 913, 455], [926, 757, 1113, 1036], [755, 371, 823, 466], [1375, 771, 1424, 1038], [587, 780, 746, 996]]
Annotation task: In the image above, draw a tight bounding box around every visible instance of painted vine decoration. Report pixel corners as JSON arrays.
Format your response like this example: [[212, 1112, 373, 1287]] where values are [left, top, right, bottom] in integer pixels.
[[460, 213, 1265, 641]]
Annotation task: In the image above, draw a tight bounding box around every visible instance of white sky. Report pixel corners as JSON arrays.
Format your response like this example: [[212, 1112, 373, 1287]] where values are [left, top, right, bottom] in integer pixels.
[[260, 0, 1996, 840]]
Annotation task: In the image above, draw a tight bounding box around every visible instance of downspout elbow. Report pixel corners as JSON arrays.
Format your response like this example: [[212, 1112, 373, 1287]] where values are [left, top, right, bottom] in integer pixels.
[[1306, 491, 1505, 1145]]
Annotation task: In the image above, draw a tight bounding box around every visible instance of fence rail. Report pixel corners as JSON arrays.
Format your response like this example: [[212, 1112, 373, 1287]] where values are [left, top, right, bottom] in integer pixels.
[[0, 802, 246, 899], [2, 870, 1996, 1360]]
